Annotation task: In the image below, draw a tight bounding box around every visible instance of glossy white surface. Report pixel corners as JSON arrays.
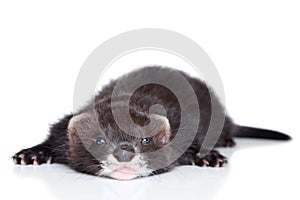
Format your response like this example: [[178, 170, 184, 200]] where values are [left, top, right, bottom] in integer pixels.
[[1, 1, 299, 200], [3, 139, 298, 200]]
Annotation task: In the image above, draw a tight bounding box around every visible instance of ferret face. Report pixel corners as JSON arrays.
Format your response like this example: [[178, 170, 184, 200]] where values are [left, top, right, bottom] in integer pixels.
[[67, 104, 172, 180]]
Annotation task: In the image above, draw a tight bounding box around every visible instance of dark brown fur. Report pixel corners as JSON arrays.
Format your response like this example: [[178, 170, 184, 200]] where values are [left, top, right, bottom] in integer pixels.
[[13, 66, 291, 178]]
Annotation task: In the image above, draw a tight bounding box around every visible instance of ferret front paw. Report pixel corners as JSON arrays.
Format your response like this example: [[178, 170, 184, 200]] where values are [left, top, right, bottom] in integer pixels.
[[12, 145, 52, 165], [195, 150, 227, 167]]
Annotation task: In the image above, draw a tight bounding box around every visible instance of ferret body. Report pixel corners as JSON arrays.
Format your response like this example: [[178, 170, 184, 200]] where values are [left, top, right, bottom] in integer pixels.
[[13, 67, 290, 180]]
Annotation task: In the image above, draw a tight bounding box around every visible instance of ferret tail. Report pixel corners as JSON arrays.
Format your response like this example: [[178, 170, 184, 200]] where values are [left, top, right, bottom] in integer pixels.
[[234, 126, 292, 140]]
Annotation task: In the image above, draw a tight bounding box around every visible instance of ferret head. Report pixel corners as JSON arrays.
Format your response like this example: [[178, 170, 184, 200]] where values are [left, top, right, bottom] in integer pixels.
[[67, 103, 173, 180]]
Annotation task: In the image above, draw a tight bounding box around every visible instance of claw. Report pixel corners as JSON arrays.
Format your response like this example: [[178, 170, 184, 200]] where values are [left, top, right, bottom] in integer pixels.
[[18, 154, 26, 165], [32, 156, 39, 165], [47, 157, 52, 164], [202, 159, 209, 166]]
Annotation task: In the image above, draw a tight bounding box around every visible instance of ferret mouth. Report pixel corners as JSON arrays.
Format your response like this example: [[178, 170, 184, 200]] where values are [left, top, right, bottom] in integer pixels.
[[109, 165, 138, 180], [112, 165, 136, 173], [98, 155, 150, 180]]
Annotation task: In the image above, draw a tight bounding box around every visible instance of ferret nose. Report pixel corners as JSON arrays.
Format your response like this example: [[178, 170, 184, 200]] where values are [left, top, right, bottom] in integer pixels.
[[113, 144, 135, 162]]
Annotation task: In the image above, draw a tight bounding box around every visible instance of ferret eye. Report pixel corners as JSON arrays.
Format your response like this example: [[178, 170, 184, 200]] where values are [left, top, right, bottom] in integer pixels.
[[141, 137, 151, 145], [96, 137, 106, 145]]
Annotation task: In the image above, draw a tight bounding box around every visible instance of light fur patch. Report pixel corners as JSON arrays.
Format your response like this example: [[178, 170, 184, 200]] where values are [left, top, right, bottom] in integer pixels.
[[98, 154, 152, 179], [151, 114, 171, 143], [68, 113, 90, 131]]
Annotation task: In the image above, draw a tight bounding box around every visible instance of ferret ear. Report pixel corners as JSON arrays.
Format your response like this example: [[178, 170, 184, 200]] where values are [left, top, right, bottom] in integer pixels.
[[68, 113, 90, 141], [151, 114, 171, 144]]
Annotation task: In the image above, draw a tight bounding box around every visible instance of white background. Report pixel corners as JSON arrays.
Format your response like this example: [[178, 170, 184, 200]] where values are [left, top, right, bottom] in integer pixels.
[[0, 1, 299, 200]]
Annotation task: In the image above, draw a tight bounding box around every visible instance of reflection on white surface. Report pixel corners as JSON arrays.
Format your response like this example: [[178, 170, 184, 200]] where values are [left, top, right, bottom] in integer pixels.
[[13, 165, 229, 200], [12, 139, 288, 200]]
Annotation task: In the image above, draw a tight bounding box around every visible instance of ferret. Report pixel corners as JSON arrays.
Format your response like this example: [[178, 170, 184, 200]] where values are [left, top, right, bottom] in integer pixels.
[[13, 66, 291, 180]]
